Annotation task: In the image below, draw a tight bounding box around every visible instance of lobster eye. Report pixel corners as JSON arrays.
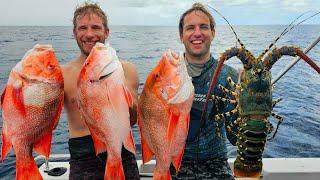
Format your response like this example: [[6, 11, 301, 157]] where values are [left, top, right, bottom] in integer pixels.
[[254, 69, 263, 76]]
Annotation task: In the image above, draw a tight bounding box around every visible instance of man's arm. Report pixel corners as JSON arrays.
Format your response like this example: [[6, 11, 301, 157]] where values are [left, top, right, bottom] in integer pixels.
[[121, 61, 140, 126]]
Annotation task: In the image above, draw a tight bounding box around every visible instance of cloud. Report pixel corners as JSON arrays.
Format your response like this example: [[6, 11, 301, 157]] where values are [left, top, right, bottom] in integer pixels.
[[0, 0, 318, 26]]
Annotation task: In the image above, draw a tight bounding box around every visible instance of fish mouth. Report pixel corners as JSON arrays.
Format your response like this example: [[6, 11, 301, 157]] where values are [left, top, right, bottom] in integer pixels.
[[168, 53, 194, 104]]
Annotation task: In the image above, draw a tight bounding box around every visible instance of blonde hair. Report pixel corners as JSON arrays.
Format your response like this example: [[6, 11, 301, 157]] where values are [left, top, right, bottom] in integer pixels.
[[73, 2, 108, 31]]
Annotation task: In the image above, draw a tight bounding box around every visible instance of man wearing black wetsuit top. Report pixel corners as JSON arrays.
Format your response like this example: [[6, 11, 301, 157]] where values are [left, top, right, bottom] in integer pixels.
[[171, 3, 239, 179]]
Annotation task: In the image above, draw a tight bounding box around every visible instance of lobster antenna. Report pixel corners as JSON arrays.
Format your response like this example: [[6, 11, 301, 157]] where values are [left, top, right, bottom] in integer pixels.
[[286, 11, 320, 32], [207, 5, 246, 49], [257, 11, 320, 61]]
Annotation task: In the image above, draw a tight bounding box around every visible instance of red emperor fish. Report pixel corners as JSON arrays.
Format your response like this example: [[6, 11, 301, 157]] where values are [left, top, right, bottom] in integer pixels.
[[77, 43, 135, 180], [1, 44, 64, 180], [138, 50, 194, 180]]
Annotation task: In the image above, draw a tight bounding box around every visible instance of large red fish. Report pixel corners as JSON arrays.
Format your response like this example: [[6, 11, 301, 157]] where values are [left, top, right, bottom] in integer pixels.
[[77, 43, 135, 180], [138, 50, 194, 180], [0, 44, 64, 180]]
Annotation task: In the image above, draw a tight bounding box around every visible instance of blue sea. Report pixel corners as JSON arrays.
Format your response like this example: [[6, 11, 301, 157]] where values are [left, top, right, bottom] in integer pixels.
[[0, 25, 320, 178]]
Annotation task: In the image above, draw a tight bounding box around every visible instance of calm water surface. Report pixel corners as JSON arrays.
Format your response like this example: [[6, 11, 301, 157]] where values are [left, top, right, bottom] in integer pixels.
[[0, 25, 319, 178]]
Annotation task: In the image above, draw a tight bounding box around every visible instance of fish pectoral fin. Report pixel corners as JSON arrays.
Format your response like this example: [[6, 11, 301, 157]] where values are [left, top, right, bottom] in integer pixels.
[[16, 156, 42, 180], [124, 130, 136, 155], [91, 132, 107, 155], [52, 94, 64, 130], [172, 147, 185, 173], [167, 110, 180, 142], [138, 107, 154, 163], [123, 86, 133, 107], [33, 131, 52, 158], [0, 86, 6, 108], [1, 128, 12, 160], [141, 131, 154, 164], [12, 86, 26, 116]]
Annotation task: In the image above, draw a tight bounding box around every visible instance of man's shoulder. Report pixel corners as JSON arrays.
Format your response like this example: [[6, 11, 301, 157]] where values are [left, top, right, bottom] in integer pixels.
[[120, 60, 136, 70], [120, 60, 138, 77], [61, 59, 81, 72], [120, 60, 139, 91]]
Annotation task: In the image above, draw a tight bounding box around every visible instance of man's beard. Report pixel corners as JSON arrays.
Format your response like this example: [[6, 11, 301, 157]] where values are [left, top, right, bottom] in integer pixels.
[[76, 39, 105, 56]]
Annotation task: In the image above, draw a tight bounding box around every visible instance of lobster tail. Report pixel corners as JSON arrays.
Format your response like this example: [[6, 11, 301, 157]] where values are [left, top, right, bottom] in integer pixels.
[[263, 46, 320, 73], [233, 118, 268, 178]]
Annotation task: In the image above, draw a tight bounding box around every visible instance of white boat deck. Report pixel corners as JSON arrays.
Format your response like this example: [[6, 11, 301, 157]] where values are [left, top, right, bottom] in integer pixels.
[[37, 155, 320, 180]]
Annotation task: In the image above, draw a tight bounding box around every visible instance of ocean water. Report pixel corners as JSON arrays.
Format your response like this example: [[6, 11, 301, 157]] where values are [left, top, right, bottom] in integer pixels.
[[0, 25, 319, 178]]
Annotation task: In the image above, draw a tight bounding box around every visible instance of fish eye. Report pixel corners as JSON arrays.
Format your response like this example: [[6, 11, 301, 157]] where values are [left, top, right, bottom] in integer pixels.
[[48, 64, 55, 69], [154, 73, 160, 79]]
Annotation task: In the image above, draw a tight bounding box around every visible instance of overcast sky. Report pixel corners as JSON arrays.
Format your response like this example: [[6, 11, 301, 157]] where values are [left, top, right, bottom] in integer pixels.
[[0, 0, 319, 26]]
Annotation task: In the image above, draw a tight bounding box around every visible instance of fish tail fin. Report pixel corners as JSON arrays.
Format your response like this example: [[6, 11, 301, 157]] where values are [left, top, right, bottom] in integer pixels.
[[1, 128, 12, 161], [153, 168, 172, 180], [16, 157, 42, 180], [105, 159, 125, 180]]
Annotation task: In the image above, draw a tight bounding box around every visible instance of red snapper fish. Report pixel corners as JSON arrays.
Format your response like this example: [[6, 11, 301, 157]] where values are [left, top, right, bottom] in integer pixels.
[[138, 50, 194, 180], [0, 44, 64, 180], [77, 43, 135, 180]]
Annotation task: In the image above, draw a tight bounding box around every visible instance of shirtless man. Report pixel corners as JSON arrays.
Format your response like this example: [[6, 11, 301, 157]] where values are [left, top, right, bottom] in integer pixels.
[[62, 2, 140, 179]]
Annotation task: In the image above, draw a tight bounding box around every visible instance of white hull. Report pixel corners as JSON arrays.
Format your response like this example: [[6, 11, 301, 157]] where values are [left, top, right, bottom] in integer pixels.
[[36, 154, 320, 180]]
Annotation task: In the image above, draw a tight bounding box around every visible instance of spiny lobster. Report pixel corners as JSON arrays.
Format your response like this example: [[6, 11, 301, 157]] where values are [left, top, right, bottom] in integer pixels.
[[204, 7, 320, 178]]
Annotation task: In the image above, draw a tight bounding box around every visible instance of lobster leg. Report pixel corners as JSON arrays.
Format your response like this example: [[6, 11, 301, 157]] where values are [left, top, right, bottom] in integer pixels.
[[226, 117, 242, 133], [211, 95, 237, 105], [267, 112, 284, 140], [272, 98, 282, 107]]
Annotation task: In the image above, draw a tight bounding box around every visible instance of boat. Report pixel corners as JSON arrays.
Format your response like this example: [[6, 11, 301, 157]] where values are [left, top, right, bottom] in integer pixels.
[[35, 154, 320, 180]]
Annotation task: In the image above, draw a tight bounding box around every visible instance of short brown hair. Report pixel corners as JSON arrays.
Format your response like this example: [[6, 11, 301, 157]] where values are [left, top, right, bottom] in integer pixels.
[[73, 2, 108, 31], [179, 3, 215, 36]]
